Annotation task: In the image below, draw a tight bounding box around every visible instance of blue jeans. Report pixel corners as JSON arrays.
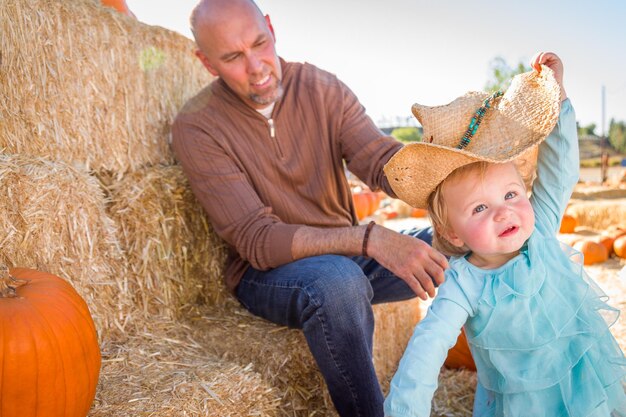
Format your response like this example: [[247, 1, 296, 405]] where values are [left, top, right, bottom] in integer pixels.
[[236, 227, 433, 417]]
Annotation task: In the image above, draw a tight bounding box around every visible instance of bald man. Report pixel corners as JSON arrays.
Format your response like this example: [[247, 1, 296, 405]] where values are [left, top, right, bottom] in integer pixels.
[[171, 1, 448, 416]]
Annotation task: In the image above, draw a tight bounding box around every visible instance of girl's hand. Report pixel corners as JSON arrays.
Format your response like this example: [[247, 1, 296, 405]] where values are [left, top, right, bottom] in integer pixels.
[[530, 51, 567, 101]]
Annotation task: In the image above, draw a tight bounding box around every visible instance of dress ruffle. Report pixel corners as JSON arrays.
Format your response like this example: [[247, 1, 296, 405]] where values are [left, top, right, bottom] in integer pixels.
[[454, 233, 626, 416]]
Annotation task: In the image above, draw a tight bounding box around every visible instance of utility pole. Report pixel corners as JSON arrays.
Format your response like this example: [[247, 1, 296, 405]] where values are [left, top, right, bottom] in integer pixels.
[[600, 85, 608, 184]]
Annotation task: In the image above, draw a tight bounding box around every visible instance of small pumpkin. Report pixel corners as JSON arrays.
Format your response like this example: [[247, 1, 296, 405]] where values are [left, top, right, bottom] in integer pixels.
[[594, 234, 616, 255], [382, 209, 399, 220], [573, 240, 609, 265], [614, 235, 626, 259], [100, 0, 135, 17], [444, 328, 476, 371], [0, 266, 101, 416], [352, 191, 384, 220], [559, 214, 577, 234], [410, 208, 428, 218], [353, 191, 373, 220], [594, 225, 626, 255]]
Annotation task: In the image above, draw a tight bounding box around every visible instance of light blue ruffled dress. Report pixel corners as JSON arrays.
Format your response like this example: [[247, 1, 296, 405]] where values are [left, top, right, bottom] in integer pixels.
[[384, 100, 626, 417]]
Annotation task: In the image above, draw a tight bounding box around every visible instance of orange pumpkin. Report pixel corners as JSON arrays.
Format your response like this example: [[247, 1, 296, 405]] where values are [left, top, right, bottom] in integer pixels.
[[353, 192, 372, 220], [594, 234, 616, 255], [614, 235, 626, 259], [352, 191, 384, 220], [100, 0, 135, 17], [559, 214, 577, 234], [373, 192, 386, 213], [573, 240, 609, 265], [594, 225, 626, 255], [410, 208, 428, 218], [605, 225, 626, 236], [444, 328, 476, 371], [382, 209, 399, 220], [0, 266, 101, 416]]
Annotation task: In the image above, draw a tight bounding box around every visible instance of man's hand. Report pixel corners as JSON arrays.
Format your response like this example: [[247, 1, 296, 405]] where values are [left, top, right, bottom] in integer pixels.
[[367, 226, 448, 300]]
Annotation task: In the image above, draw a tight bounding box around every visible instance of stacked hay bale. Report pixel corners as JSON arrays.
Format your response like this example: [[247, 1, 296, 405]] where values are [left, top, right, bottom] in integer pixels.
[[567, 186, 626, 231], [0, 0, 209, 172], [0, 155, 127, 337], [1, 0, 434, 415], [93, 322, 283, 417], [0, 0, 220, 326], [105, 165, 230, 319]]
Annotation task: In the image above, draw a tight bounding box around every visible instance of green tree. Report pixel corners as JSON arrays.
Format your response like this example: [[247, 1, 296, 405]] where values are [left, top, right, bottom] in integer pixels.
[[484, 56, 530, 93], [391, 127, 421, 143], [608, 118, 626, 153], [577, 122, 597, 137]]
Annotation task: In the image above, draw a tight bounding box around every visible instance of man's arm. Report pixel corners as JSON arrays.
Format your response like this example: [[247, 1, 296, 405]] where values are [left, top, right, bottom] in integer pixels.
[[293, 224, 448, 300], [295, 75, 448, 299], [172, 116, 301, 271]]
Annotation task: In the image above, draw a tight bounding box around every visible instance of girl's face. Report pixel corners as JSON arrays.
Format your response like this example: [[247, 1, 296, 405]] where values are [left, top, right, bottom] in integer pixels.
[[441, 162, 535, 269]]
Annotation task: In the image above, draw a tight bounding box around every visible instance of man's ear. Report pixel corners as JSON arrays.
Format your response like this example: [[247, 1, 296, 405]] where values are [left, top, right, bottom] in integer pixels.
[[264, 14, 276, 41], [195, 50, 219, 77]]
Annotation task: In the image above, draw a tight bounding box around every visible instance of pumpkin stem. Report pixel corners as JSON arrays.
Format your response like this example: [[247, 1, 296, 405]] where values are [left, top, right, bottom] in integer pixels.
[[0, 265, 27, 298]]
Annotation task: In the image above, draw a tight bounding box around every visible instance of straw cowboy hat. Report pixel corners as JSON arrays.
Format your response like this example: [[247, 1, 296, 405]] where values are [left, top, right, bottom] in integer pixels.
[[383, 65, 562, 209]]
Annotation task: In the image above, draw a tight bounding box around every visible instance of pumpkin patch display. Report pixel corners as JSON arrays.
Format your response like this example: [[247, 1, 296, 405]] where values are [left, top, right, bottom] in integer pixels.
[[573, 240, 609, 265], [602, 226, 626, 256], [0, 266, 101, 417]]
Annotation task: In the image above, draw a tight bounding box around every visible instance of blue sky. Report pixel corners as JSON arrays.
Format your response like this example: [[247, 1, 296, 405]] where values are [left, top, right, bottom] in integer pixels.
[[126, 0, 626, 131]]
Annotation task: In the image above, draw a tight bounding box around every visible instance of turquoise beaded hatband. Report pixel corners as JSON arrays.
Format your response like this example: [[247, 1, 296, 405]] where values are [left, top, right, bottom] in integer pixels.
[[457, 90, 503, 150], [383, 66, 562, 209]]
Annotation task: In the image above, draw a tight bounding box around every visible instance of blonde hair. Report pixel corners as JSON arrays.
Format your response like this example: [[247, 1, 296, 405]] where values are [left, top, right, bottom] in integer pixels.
[[427, 160, 533, 257]]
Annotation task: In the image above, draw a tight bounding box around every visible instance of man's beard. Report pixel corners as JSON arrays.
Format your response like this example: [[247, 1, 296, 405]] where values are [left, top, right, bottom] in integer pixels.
[[250, 82, 284, 106]]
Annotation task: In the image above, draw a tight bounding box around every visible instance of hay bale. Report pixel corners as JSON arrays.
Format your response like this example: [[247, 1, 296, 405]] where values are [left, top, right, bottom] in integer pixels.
[[0, 0, 212, 173], [431, 368, 477, 416], [572, 185, 626, 200], [373, 299, 422, 393], [105, 164, 229, 320], [190, 298, 421, 416], [566, 199, 626, 231], [92, 321, 281, 417], [0, 154, 128, 337]]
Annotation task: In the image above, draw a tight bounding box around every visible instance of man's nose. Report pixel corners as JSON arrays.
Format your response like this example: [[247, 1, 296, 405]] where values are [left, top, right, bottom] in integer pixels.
[[247, 53, 263, 74]]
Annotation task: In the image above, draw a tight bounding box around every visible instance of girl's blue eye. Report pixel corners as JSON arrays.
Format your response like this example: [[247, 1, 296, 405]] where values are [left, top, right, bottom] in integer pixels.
[[505, 191, 517, 200], [473, 204, 487, 214]]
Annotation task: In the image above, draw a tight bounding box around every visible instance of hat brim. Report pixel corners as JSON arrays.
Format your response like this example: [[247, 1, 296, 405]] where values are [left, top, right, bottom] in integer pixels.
[[384, 141, 538, 209], [384, 66, 561, 209]]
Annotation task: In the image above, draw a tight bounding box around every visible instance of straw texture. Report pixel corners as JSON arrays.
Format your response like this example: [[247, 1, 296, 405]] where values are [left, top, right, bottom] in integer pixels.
[[0, 0, 212, 173], [0, 154, 127, 337], [188, 298, 421, 416], [93, 321, 282, 417], [384, 67, 561, 208], [566, 199, 626, 231], [105, 164, 229, 321]]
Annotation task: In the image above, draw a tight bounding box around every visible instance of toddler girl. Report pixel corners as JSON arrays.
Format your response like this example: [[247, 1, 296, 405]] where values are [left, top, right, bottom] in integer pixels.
[[383, 52, 626, 416]]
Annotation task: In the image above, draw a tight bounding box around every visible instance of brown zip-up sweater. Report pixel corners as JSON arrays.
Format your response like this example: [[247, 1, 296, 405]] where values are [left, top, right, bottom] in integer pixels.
[[171, 59, 403, 293]]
